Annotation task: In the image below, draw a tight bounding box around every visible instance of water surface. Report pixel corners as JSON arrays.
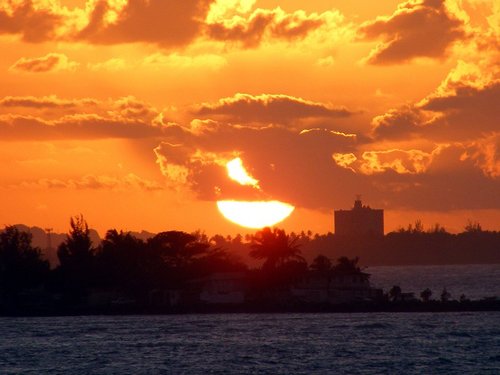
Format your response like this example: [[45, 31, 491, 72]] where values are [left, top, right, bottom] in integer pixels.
[[1, 312, 499, 374]]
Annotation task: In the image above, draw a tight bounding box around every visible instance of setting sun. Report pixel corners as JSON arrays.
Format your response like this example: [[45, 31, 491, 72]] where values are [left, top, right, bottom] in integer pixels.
[[217, 200, 295, 228]]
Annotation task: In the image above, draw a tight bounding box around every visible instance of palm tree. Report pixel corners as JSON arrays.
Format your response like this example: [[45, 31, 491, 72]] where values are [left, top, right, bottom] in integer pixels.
[[389, 285, 402, 302], [249, 227, 304, 270], [420, 288, 432, 302], [310, 255, 332, 273], [147, 231, 210, 269], [333, 256, 361, 274]]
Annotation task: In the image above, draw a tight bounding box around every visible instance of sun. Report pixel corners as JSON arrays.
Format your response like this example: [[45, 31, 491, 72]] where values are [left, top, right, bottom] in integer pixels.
[[217, 200, 295, 229], [217, 157, 295, 228]]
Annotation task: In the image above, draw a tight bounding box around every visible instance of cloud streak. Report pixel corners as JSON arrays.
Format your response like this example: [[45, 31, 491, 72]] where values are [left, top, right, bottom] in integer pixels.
[[358, 0, 466, 64], [194, 93, 355, 125], [9, 53, 79, 73]]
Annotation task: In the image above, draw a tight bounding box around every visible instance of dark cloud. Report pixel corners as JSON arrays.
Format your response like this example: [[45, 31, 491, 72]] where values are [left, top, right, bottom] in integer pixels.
[[154, 120, 500, 211], [0, 114, 164, 140], [371, 105, 424, 140], [373, 80, 500, 141], [0, 1, 62, 42], [154, 122, 359, 208], [206, 8, 327, 48], [0, 96, 97, 109], [358, 0, 466, 64], [194, 93, 356, 125], [78, 0, 215, 47]]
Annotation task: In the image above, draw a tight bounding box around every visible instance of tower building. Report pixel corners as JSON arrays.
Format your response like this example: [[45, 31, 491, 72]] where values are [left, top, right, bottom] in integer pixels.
[[334, 197, 384, 236]]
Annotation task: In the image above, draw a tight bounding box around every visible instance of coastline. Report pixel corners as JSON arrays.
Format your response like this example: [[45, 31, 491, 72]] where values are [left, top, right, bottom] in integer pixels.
[[2, 299, 500, 317]]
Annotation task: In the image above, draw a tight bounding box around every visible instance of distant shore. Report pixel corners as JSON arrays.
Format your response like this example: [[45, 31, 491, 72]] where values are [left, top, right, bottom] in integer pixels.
[[2, 299, 500, 317]]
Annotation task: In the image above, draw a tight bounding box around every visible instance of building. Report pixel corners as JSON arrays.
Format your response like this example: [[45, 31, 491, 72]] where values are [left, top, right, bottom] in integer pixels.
[[291, 271, 383, 304], [334, 198, 384, 236], [197, 272, 246, 304]]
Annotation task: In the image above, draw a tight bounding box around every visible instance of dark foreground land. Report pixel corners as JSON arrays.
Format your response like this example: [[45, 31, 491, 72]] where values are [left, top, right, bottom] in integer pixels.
[[2, 219, 499, 318], [2, 299, 500, 317]]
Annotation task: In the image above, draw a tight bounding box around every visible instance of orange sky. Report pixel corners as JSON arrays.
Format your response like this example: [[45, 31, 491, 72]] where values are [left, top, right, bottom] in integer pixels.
[[1, 0, 499, 236]]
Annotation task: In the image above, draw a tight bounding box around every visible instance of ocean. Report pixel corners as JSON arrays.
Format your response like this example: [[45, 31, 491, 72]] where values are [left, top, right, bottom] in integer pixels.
[[1, 264, 499, 374]]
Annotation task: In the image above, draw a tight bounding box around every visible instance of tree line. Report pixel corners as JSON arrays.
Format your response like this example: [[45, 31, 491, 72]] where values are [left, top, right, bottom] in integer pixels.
[[0, 216, 365, 307]]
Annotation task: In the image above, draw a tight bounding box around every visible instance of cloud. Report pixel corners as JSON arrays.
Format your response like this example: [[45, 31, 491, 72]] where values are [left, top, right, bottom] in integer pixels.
[[87, 58, 127, 71], [154, 120, 364, 208], [372, 60, 499, 141], [205, 7, 341, 47], [0, 94, 167, 141], [0, 0, 345, 49], [78, 0, 215, 47], [371, 105, 426, 140], [152, 81, 499, 213], [194, 93, 356, 125], [143, 53, 227, 70], [358, 0, 466, 64], [18, 174, 163, 191], [0, 113, 167, 141], [9, 53, 79, 73], [0, 94, 163, 125], [358, 148, 441, 175], [154, 119, 500, 212], [461, 133, 500, 178], [0, 1, 63, 42], [0, 95, 98, 109]]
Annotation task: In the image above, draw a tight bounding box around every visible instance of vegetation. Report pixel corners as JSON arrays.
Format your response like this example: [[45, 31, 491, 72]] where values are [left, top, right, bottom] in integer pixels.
[[0, 216, 499, 313]]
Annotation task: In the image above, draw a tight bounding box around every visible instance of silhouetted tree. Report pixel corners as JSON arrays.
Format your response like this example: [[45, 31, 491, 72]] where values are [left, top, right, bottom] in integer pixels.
[[440, 288, 451, 302], [428, 223, 447, 234], [464, 220, 482, 233], [249, 227, 304, 270], [0, 226, 49, 297], [420, 288, 432, 302], [147, 231, 209, 270], [95, 229, 146, 292], [57, 215, 95, 270], [310, 255, 332, 273], [55, 215, 96, 298], [389, 285, 402, 302], [332, 256, 361, 274]]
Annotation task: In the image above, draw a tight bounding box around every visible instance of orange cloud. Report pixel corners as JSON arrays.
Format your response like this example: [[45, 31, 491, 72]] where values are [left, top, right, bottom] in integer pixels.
[[78, 0, 214, 47], [9, 53, 79, 73], [0, 1, 63, 42], [372, 60, 499, 141], [0, 113, 164, 141], [194, 93, 355, 125], [154, 94, 500, 212], [462, 134, 500, 179], [359, 148, 439, 175], [359, 0, 466, 64], [205, 7, 338, 47], [0, 95, 97, 109], [17, 174, 163, 191]]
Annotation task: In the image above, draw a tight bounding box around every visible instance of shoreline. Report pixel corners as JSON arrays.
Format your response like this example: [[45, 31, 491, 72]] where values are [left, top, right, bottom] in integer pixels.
[[2, 299, 500, 317]]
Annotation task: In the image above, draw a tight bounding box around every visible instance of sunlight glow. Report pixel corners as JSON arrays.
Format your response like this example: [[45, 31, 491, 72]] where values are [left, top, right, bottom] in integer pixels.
[[217, 200, 295, 228], [226, 157, 260, 188]]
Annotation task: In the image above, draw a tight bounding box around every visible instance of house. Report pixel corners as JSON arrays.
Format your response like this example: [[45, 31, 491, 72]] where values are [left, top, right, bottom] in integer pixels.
[[197, 272, 246, 304], [291, 271, 382, 304]]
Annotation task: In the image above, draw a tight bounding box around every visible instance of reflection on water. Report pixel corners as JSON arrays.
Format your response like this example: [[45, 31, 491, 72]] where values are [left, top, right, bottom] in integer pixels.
[[1, 312, 499, 374], [368, 264, 500, 300]]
